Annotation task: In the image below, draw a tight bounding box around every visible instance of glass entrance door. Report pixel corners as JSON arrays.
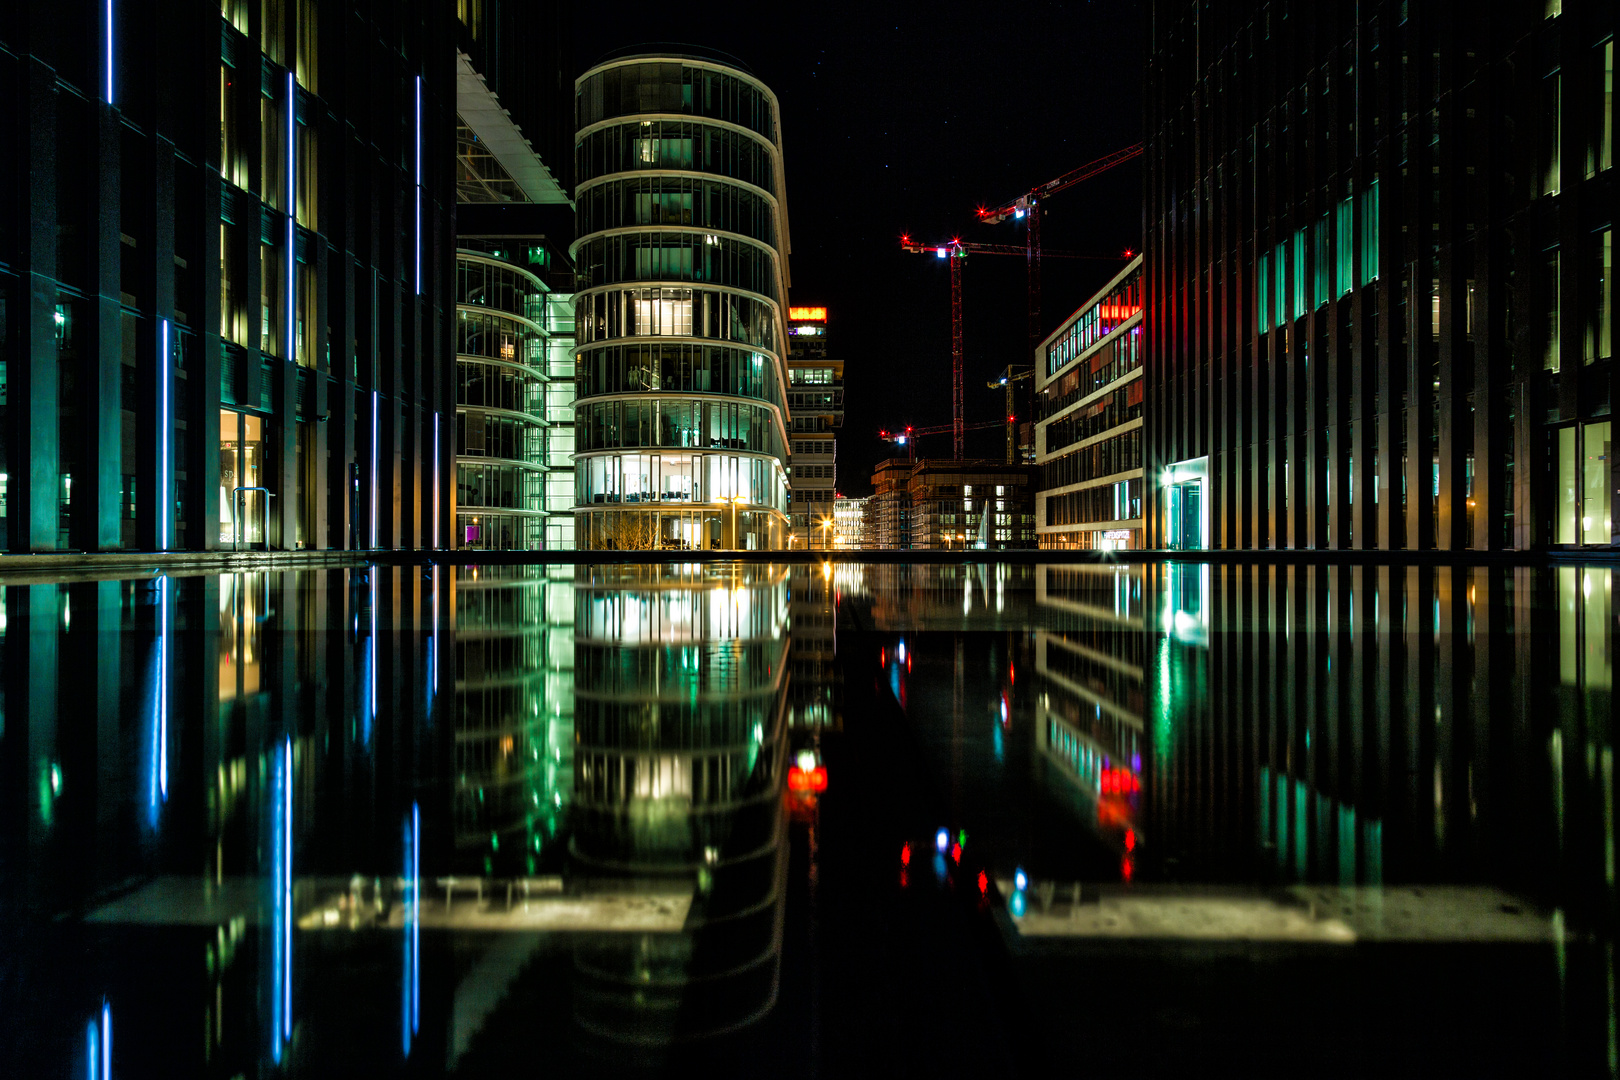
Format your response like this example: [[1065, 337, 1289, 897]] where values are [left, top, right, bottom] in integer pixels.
[[220, 410, 266, 545]]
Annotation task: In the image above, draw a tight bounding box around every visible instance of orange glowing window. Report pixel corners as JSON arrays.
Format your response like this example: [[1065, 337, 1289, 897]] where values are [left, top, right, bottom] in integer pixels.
[[788, 306, 828, 322]]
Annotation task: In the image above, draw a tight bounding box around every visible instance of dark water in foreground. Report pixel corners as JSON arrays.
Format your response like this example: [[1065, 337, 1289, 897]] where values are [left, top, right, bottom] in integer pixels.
[[0, 561, 1614, 1076]]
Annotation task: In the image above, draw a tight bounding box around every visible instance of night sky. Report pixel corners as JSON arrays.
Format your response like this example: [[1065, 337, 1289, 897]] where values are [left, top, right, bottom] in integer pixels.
[[576, 1, 1144, 495]]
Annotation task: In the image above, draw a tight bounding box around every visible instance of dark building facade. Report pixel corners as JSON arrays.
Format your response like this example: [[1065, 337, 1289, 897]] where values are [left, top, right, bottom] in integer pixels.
[[1144, 0, 1614, 550], [0, 2, 456, 552]]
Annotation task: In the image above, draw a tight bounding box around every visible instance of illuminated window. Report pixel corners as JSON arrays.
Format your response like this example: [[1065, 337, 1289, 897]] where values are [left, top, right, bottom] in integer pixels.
[[294, 0, 317, 93], [261, 0, 287, 64], [1547, 249, 1563, 372], [1544, 72, 1562, 196]]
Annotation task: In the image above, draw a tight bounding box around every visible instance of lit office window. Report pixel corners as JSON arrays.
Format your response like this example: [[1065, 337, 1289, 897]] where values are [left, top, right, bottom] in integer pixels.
[[261, 0, 287, 65], [1543, 72, 1562, 196], [220, 64, 248, 189], [260, 90, 285, 210], [295, 120, 317, 230], [1588, 229, 1612, 364], [1546, 249, 1562, 372], [294, 0, 317, 93], [260, 243, 282, 357], [221, 0, 249, 34]]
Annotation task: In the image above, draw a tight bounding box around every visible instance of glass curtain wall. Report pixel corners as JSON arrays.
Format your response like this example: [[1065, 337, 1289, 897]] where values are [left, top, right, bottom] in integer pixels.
[[455, 252, 550, 550], [572, 55, 792, 550]]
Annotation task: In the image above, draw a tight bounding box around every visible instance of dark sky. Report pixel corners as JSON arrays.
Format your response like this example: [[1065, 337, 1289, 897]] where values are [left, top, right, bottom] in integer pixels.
[[576, 1, 1145, 495]]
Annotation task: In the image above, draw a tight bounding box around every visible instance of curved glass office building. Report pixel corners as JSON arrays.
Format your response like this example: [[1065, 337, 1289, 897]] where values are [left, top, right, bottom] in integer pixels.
[[455, 248, 553, 550], [572, 53, 793, 550]]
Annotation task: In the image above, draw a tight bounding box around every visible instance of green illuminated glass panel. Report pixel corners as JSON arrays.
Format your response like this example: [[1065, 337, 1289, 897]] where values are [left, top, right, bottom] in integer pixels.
[[1257, 252, 1271, 332], [1359, 181, 1380, 285], [1293, 230, 1308, 319], [1314, 217, 1330, 308], [1336, 198, 1354, 296]]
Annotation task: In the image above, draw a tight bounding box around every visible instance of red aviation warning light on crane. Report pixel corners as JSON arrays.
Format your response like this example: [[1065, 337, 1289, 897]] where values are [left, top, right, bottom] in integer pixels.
[[898, 235, 1125, 461], [975, 141, 1144, 357]]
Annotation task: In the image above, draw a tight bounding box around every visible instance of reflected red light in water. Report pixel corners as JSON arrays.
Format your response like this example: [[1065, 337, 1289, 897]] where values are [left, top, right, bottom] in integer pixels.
[[788, 766, 828, 793], [1100, 767, 1140, 795], [977, 870, 989, 894], [900, 869, 909, 888], [881, 648, 886, 666], [1124, 829, 1136, 852], [901, 842, 912, 867], [1121, 856, 1134, 883], [950, 842, 962, 864]]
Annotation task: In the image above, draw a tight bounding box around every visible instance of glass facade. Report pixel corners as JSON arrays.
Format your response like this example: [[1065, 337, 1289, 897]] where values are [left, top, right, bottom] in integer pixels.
[[1146, 1, 1614, 551], [455, 250, 570, 551], [573, 55, 792, 550], [1035, 258, 1147, 550]]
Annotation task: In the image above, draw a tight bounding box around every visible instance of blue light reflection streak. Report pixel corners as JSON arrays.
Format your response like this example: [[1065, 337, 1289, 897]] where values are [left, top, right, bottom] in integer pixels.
[[402, 802, 420, 1056], [271, 738, 292, 1062]]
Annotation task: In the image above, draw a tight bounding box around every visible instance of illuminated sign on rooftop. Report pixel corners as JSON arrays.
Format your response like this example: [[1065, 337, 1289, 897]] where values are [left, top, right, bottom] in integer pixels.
[[788, 306, 828, 322]]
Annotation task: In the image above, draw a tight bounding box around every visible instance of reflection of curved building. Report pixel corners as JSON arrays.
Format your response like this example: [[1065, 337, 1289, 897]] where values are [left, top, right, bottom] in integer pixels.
[[452, 566, 575, 874], [1034, 565, 1146, 858], [570, 563, 790, 1042], [571, 53, 793, 550]]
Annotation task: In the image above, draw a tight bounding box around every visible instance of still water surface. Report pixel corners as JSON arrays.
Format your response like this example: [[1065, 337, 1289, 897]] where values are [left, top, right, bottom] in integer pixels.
[[0, 562, 1614, 1076]]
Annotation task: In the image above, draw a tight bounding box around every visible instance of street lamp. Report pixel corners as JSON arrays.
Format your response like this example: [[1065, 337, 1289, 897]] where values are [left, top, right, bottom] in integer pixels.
[[819, 516, 834, 550]]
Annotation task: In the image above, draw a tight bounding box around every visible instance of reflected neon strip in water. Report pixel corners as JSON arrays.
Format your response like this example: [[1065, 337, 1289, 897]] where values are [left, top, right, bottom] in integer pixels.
[[101, 1003, 110, 1080], [86, 1018, 97, 1080], [403, 801, 420, 1055], [413, 802, 420, 1034], [283, 737, 292, 1039], [160, 577, 168, 800], [104, 0, 112, 104]]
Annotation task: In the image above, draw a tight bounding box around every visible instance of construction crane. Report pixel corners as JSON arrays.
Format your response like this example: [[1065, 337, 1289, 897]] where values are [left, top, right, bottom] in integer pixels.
[[988, 366, 1035, 465], [900, 236, 1116, 460], [975, 142, 1144, 360], [879, 420, 1003, 465]]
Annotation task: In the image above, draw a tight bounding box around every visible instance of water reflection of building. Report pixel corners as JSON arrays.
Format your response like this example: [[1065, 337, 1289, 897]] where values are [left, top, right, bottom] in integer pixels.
[[569, 563, 791, 1043], [451, 565, 574, 875], [1033, 565, 1147, 866], [1141, 564, 1615, 923]]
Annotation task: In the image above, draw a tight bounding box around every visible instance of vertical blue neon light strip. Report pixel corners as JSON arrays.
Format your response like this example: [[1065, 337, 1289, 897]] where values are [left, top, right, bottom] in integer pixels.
[[414, 76, 422, 296], [286, 72, 296, 363], [104, 0, 113, 104], [159, 320, 170, 550], [371, 391, 379, 548], [101, 1002, 110, 1080], [433, 414, 439, 549]]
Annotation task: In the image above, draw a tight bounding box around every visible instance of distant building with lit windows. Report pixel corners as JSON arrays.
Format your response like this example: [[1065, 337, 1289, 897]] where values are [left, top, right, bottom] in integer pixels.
[[833, 493, 866, 548], [571, 50, 793, 550], [1145, 0, 1614, 551], [1035, 257, 1145, 550], [786, 305, 844, 548], [0, 2, 456, 553]]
